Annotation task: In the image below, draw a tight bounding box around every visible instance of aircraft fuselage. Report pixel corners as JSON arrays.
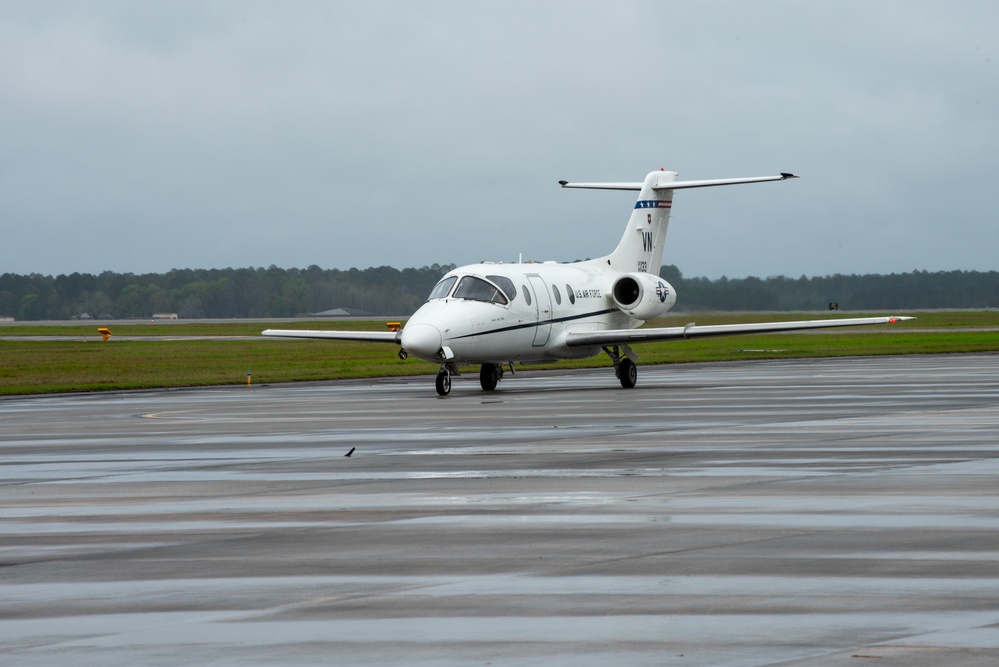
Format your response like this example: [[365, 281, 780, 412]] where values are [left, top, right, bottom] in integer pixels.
[[401, 261, 664, 365]]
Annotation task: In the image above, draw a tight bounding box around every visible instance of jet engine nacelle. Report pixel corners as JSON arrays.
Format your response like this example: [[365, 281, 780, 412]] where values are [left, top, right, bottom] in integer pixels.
[[611, 273, 677, 320]]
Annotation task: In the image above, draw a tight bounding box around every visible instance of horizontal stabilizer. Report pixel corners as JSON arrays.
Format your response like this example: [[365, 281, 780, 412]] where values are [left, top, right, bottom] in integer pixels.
[[262, 329, 402, 343], [559, 173, 797, 192], [565, 316, 913, 347]]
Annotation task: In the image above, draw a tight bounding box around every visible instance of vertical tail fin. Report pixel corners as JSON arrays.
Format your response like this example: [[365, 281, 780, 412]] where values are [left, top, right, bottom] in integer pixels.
[[606, 170, 676, 274], [560, 170, 797, 275]]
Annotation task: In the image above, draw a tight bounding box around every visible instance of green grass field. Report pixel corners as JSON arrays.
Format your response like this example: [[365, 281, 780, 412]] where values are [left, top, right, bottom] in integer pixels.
[[2, 312, 997, 395]]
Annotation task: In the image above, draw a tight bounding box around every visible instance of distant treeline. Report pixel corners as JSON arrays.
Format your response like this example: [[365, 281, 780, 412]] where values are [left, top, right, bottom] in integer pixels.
[[0, 265, 456, 320], [659, 266, 999, 312], [1, 264, 997, 320]]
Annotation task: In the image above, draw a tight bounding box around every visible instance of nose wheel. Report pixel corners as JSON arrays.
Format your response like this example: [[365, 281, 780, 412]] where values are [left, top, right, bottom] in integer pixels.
[[435, 369, 452, 396]]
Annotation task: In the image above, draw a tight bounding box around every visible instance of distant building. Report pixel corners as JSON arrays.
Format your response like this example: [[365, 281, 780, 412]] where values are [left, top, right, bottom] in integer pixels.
[[0, 315, 14, 322], [152, 313, 179, 320], [312, 307, 377, 317]]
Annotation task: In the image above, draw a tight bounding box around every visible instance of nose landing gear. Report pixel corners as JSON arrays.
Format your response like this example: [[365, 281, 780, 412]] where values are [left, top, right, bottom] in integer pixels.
[[436, 363, 508, 395], [435, 362, 460, 396], [435, 369, 451, 396]]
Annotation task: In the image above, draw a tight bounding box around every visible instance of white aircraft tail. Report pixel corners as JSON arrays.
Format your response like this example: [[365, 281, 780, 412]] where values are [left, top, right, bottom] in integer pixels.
[[560, 170, 798, 274]]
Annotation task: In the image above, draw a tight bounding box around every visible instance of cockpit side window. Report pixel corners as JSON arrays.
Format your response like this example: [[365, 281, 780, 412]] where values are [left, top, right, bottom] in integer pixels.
[[453, 276, 509, 305], [485, 275, 517, 301], [427, 276, 458, 301]]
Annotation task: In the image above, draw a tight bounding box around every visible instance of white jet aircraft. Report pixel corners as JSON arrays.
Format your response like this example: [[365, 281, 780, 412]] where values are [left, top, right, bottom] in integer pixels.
[[264, 169, 911, 395]]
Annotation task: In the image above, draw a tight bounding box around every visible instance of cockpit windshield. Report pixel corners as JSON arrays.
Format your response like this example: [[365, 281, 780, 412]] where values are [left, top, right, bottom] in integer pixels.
[[486, 275, 517, 301], [427, 276, 458, 301], [452, 276, 509, 305]]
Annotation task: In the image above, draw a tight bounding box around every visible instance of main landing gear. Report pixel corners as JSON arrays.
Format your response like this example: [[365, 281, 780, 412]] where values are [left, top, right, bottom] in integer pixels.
[[479, 363, 504, 391], [603, 345, 638, 389], [618, 358, 637, 388], [435, 363, 508, 396]]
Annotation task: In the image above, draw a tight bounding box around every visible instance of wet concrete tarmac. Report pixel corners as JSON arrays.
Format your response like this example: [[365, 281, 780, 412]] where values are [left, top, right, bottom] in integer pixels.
[[3, 353, 999, 666]]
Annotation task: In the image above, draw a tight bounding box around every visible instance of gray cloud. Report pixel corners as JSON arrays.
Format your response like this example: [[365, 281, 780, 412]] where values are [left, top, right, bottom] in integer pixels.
[[2, 1, 996, 279]]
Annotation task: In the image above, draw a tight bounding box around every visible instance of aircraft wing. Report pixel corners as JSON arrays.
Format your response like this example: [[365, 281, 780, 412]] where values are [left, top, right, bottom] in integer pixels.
[[262, 329, 402, 343], [565, 315, 913, 347]]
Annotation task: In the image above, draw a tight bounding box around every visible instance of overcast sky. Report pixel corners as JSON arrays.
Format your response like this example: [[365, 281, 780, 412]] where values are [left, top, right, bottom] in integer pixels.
[[2, 1, 996, 279]]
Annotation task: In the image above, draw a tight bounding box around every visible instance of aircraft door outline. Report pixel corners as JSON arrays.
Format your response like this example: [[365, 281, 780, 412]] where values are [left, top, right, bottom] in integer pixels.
[[527, 274, 552, 346]]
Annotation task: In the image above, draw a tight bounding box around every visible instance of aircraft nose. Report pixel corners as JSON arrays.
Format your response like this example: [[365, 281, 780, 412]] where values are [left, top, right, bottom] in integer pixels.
[[401, 322, 443, 359]]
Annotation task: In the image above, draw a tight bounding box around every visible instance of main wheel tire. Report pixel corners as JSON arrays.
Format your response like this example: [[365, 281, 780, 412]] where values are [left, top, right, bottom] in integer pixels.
[[619, 358, 637, 389], [435, 370, 451, 396], [479, 364, 499, 391]]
